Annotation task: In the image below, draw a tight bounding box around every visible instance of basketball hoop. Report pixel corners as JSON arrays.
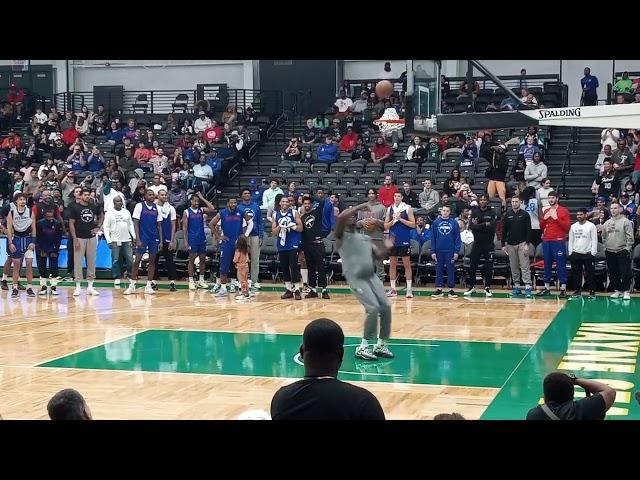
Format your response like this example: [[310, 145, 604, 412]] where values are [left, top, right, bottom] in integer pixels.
[[374, 107, 405, 134]]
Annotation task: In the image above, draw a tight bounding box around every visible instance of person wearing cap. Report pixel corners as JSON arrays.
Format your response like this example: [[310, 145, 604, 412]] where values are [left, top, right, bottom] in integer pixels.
[[619, 192, 637, 221], [194, 111, 212, 134], [537, 191, 571, 297], [485, 144, 509, 209]]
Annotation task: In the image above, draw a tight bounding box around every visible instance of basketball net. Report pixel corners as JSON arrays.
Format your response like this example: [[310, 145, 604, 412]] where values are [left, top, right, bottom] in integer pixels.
[[374, 108, 405, 134]]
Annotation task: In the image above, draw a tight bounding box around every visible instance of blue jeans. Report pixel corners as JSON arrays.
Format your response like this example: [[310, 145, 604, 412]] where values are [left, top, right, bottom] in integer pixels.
[[435, 250, 456, 289], [542, 240, 567, 285], [111, 242, 133, 279]]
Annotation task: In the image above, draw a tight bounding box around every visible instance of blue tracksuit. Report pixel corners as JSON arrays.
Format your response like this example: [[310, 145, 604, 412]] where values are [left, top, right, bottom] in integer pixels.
[[431, 216, 461, 289], [410, 227, 431, 248]]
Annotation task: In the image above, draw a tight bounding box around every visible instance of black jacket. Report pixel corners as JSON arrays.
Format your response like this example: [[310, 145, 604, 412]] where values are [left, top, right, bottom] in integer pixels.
[[401, 190, 420, 209], [485, 150, 509, 182], [469, 206, 497, 244], [502, 208, 531, 246]]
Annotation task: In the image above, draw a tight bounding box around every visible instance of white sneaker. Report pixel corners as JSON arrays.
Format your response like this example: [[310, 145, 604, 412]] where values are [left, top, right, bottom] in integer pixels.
[[610, 291, 622, 299], [189, 281, 197, 290], [228, 284, 237, 293], [87, 287, 100, 296], [198, 280, 209, 289], [623, 291, 631, 300], [214, 289, 228, 298], [144, 286, 156, 295], [114, 279, 121, 288], [405, 289, 413, 298], [123, 285, 136, 295], [73, 287, 81, 296], [252, 282, 262, 290], [485, 287, 493, 297], [464, 288, 476, 296]]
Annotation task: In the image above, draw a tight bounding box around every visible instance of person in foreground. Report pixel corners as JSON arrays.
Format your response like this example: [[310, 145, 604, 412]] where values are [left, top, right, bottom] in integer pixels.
[[336, 202, 394, 361], [526, 371, 616, 420], [270, 318, 385, 420], [47, 388, 92, 420]]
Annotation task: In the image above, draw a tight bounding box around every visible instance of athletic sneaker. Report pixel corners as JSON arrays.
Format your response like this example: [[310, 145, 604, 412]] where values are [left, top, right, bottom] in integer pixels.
[[123, 285, 136, 295], [464, 287, 476, 296], [11, 288, 18, 298], [169, 283, 177, 292], [26, 288, 36, 297], [355, 346, 378, 361], [87, 287, 100, 296], [114, 279, 121, 288], [305, 290, 319, 299], [512, 287, 522, 296], [623, 291, 631, 300], [39, 286, 48, 296], [588, 290, 596, 298], [321, 289, 330, 300], [448, 289, 457, 298], [536, 288, 551, 297], [189, 281, 197, 290], [485, 287, 493, 297], [386, 289, 398, 297], [228, 284, 236, 293], [571, 290, 582, 297], [559, 289, 566, 299], [432, 289, 444, 298], [18, 284, 25, 290], [50, 286, 58, 296], [209, 284, 221, 294], [302, 283, 311, 294], [151, 281, 158, 291], [294, 289, 302, 300], [252, 282, 262, 290], [144, 285, 156, 295], [524, 287, 533, 298], [281, 290, 294, 300], [73, 287, 81, 296], [373, 345, 395, 359], [406, 289, 413, 299], [214, 289, 228, 298], [1, 280, 8, 290], [198, 280, 208, 289], [610, 291, 622, 299]]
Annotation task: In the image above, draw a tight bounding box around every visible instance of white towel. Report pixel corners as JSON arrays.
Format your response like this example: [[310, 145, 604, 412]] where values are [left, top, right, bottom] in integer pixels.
[[389, 202, 410, 224]]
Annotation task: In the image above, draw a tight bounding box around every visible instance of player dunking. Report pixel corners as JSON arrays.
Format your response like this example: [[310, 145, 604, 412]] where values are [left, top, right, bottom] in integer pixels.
[[335, 202, 394, 361]]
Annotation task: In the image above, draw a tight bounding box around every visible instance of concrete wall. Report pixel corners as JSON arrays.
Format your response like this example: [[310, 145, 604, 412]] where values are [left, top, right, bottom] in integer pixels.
[[343, 60, 409, 79]]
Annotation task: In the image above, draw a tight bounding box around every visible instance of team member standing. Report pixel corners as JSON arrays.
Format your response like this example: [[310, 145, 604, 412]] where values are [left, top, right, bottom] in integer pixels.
[[464, 195, 497, 297], [602, 202, 635, 300], [272, 196, 303, 300], [182, 191, 216, 290], [300, 195, 330, 299], [568, 208, 598, 297], [103, 196, 135, 289], [6, 193, 37, 298], [154, 189, 178, 292], [502, 195, 533, 297], [35, 209, 64, 295], [383, 192, 416, 298], [209, 197, 244, 298], [537, 191, 570, 298], [431, 205, 462, 298], [238, 188, 263, 290]]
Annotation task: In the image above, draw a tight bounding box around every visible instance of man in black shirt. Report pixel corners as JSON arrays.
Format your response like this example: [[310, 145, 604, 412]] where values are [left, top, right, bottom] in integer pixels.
[[527, 372, 615, 420], [68, 188, 103, 297], [465, 195, 497, 297], [271, 318, 385, 420], [300, 195, 330, 299], [400, 181, 420, 208]]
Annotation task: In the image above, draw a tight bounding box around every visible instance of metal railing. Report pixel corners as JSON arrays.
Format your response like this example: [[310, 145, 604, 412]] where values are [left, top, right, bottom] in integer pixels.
[[342, 78, 406, 97], [53, 88, 284, 117]]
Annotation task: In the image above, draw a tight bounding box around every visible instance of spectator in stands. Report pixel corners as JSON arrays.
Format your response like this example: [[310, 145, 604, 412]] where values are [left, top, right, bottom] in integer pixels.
[[179, 119, 194, 136], [401, 181, 419, 208], [91, 104, 108, 134], [526, 372, 615, 420], [594, 143, 612, 178], [316, 135, 339, 164], [150, 148, 169, 175], [192, 155, 214, 193], [441, 75, 450, 96], [613, 71, 634, 96], [261, 178, 284, 210], [119, 147, 137, 173], [418, 179, 440, 215], [87, 147, 105, 173], [271, 318, 385, 420], [378, 175, 398, 208], [611, 138, 634, 189], [33, 106, 47, 125], [518, 136, 541, 165], [594, 159, 620, 201], [239, 106, 255, 126], [313, 113, 329, 133], [406, 135, 426, 163], [484, 144, 509, 209], [47, 388, 93, 420], [222, 106, 237, 127], [457, 79, 480, 100], [168, 180, 187, 209], [204, 121, 223, 144], [581, 67, 599, 106], [524, 152, 547, 189], [619, 192, 637, 222], [351, 137, 371, 162], [75, 115, 88, 136], [1, 130, 22, 152], [134, 141, 153, 164], [301, 119, 318, 146], [371, 137, 392, 164], [302, 150, 314, 164], [121, 118, 136, 140], [334, 90, 353, 118], [602, 200, 634, 292], [537, 178, 553, 208], [352, 92, 369, 114], [6, 83, 25, 120], [601, 128, 620, 151], [520, 88, 538, 106], [59, 112, 74, 131], [458, 137, 478, 169], [623, 180, 638, 205], [329, 118, 343, 141], [194, 111, 212, 134], [443, 169, 462, 197], [285, 137, 302, 161], [410, 215, 431, 247], [339, 127, 358, 152], [106, 121, 124, 145]]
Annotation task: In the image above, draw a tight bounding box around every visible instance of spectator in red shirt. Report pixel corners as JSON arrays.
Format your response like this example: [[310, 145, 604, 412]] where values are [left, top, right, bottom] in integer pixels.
[[371, 137, 393, 164], [1, 131, 22, 151], [378, 175, 398, 207], [6, 84, 25, 119], [203, 121, 223, 143], [61, 126, 80, 145], [134, 141, 153, 163], [338, 127, 359, 152]]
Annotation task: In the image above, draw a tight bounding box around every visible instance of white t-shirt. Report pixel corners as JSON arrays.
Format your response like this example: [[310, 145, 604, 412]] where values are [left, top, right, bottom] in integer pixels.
[[102, 188, 126, 214], [334, 97, 353, 113], [34, 112, 48, 124], [103, 208, 135, 244], [194, 117, 212, 133], [149, 184, 168, 196], [193, 163, 214, 180]]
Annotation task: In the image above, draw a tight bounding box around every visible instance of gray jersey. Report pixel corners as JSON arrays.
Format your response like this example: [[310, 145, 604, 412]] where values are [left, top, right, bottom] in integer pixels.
[[356, 202, 386, 240], [337, 231, 375, 280]]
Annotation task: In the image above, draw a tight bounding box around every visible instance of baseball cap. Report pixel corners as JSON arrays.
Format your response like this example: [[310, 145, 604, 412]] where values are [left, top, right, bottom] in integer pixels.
[[198, 110, 205, 115], [596, 195, 607, 202]]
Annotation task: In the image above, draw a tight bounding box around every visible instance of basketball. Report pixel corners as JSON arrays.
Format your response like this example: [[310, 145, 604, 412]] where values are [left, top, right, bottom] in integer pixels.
[[375, 80, 394, 99], [363, 218, 377, 232]]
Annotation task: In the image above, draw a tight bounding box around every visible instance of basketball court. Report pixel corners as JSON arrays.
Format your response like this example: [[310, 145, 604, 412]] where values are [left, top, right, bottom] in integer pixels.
[[1, 283, 638, 419]]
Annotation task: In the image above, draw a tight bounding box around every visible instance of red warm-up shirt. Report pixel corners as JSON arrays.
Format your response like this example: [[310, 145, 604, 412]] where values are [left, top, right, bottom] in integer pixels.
[[378, 184, 398, 208], [540, 205, 571, 241]]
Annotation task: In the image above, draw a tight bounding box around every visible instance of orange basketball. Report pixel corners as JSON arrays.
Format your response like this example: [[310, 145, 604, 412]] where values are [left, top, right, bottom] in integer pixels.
[[375, 80, 394, 99]]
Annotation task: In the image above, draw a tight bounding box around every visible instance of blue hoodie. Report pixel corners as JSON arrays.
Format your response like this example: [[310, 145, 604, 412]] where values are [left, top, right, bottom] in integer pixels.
[[238, 200, 263, 238], [431, 216, 461, 254], [317, 143, 339, 163], [410, 226, 432, 247]]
